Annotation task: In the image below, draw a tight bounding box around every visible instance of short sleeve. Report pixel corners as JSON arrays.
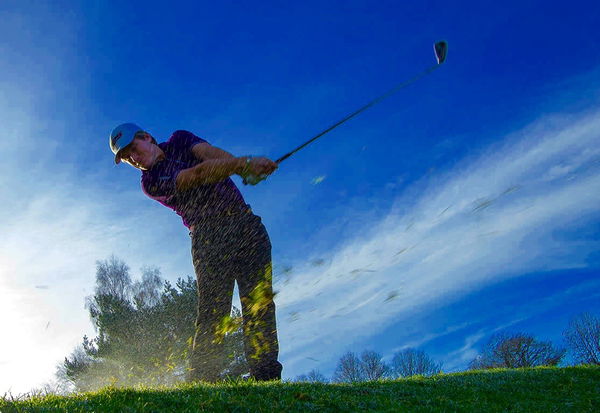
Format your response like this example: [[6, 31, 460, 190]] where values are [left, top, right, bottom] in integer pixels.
[[168, 130, 208, 151]]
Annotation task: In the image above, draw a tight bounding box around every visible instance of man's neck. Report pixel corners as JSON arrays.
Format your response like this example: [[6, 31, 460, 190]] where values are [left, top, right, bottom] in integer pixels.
[[155, 146, 166, 162]]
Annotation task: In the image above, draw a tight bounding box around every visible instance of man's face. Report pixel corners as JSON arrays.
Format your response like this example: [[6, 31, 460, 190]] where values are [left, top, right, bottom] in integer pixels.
[[119, 134, 158, 170]]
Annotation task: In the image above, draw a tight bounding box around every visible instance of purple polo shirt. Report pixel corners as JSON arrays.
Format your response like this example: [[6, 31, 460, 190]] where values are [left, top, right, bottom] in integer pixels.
[[141, 130, 248, 228]]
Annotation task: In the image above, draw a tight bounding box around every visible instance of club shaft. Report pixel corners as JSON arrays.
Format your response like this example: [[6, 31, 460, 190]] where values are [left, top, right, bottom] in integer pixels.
[[275, 63, 441, 164]]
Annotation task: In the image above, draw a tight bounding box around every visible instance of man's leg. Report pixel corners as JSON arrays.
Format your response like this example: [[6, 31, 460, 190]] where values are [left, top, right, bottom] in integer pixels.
[[189, 228, 236, 382], [235, 214, 283, 381]]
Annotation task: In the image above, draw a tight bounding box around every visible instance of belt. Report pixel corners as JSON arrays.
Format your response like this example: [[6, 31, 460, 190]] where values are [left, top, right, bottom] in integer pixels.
[[188, 207, 253, 233]]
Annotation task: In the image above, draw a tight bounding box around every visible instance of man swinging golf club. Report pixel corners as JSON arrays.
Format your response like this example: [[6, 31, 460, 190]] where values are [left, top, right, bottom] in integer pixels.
[[107, 39, 446, 383], [109, 124, 283, 382]]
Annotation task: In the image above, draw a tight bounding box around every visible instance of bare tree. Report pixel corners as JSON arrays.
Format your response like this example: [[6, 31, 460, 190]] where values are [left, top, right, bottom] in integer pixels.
[[332, 350, 389, 382], [469, 332, 566, 369], [295, 369, 328, 383], [332, 352, 364, 383], [131, 266, 163, 309], [563, 312, 600, 365], [360, 350, 389, 381], [93, 255, 132, 301], [391, 348, 443, 378]]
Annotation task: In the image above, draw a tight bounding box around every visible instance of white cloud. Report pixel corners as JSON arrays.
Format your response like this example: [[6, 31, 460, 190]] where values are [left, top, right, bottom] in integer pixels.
[[384, 321, 473, 361], [0, 167, 198, 396], [0, 26, 196, 392], [447, 332, 486, 365], [442, 317, 529, 371], [0, 168, 196, 395], [275, 108, 600, 377]]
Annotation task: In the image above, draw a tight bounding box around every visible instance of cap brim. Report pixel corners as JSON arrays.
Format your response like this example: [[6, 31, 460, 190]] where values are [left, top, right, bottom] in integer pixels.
[[114, 142, 132, 165]]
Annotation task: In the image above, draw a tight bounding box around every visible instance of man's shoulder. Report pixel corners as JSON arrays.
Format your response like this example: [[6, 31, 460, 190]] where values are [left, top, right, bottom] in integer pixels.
[[159, 130, 206, 157], [170, 129, 193, 138], [167, 130, 207, 144]]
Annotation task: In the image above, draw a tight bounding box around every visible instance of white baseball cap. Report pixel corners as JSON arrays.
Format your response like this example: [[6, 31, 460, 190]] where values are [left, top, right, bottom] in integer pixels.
[[109, 123, 144, 164]]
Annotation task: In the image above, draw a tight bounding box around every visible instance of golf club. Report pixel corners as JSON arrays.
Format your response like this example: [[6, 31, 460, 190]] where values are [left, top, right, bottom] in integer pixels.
[[244, 40, 448, 185]]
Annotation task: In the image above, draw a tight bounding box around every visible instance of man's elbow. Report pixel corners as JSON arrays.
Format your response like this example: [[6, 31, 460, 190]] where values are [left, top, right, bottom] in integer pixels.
[[176, 168, 207, 191]]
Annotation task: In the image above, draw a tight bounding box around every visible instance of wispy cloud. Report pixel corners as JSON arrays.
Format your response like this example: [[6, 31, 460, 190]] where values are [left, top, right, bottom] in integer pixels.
[[0, 163, 197, 395], [382, 321, 473, 363], [0, 13, 258, 390], [445, 331, 487, 367], [442, 317, 530, 371], [275, 108, 600, 376]]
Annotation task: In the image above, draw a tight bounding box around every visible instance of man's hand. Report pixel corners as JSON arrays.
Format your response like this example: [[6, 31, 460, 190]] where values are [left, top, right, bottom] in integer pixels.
[[246, 157, 278, 176], [241, 157, 278, 185]]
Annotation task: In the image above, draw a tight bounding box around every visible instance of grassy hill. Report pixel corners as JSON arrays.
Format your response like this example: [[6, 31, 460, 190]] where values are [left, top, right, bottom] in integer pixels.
[[1, 365, 598, 412]]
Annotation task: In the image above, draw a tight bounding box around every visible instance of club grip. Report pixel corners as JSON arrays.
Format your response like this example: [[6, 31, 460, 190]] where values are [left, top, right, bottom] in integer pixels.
[[242, 174, 267, 186]]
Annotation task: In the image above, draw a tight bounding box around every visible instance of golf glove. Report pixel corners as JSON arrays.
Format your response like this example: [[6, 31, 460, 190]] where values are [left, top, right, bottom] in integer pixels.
[[243, 173, 267, 185]]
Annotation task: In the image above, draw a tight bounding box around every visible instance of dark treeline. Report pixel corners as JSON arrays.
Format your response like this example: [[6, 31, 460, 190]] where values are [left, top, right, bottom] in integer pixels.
[[56, 256, 599, 390], [295, 312, 599, 382], [295, 316, 599, 383], [296, 348, 443, 384]]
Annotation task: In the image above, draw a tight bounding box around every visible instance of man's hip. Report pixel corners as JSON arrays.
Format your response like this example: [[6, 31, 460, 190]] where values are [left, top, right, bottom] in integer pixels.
[[188, 206, 254, 235]]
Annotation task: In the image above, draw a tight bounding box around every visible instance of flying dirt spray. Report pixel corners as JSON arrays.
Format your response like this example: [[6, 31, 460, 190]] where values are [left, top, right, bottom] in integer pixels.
[[243, 40, 448, 185]]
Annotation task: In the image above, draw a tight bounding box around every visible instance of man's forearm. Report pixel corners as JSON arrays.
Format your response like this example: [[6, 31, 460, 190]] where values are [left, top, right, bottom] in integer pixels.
[[190, 157, 248, 185]]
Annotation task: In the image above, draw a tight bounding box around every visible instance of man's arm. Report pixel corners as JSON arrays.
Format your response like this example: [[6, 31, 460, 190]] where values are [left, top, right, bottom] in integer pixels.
[[177, 142, 278, 190], [176, 157, 248, 190], [192, 142, 234, 160]]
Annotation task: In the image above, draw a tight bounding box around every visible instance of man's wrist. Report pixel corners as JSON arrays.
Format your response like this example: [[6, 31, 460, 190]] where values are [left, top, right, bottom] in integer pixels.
[[237, 156, 252, 176]]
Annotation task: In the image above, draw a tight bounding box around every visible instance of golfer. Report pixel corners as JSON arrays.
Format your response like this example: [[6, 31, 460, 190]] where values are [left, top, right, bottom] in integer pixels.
[[109, 123, 283, 382]]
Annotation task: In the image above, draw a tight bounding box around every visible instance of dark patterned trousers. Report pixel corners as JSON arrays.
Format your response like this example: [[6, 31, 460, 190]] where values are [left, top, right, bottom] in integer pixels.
[[188, 211, 283, 382]]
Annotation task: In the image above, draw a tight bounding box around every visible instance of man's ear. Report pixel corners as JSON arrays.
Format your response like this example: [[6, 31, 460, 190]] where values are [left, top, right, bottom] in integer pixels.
[[143, 132, 156, 143]]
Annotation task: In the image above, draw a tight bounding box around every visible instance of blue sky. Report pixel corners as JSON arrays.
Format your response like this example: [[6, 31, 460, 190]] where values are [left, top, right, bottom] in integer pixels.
[[1, 0, 599, 394]]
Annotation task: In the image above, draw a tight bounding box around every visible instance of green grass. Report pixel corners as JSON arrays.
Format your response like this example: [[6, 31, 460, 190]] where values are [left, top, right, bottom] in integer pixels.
[[1, 366, 598, 412]]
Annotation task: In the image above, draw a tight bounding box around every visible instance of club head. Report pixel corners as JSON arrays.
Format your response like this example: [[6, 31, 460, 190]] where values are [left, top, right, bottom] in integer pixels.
[[434, 41, 448, 64]]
